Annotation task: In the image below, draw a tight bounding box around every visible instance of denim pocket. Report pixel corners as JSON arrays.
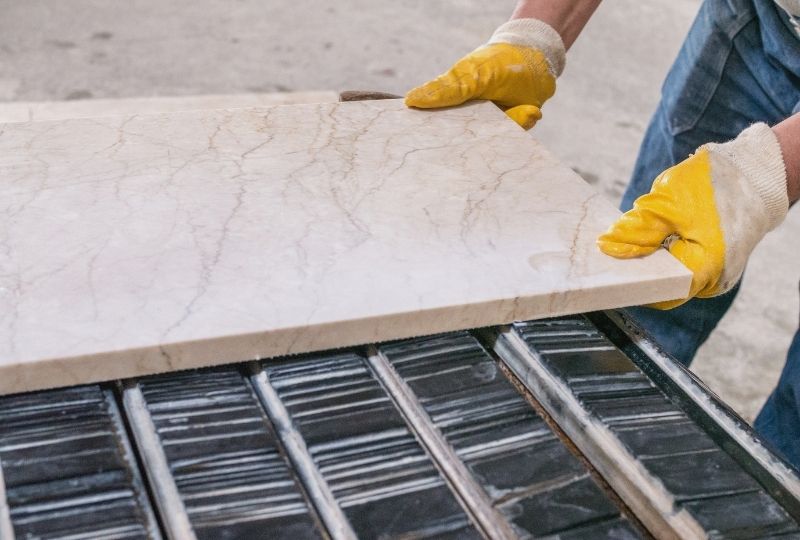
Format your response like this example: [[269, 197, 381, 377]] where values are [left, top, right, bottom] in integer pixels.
[[660, 0, 752, 135]]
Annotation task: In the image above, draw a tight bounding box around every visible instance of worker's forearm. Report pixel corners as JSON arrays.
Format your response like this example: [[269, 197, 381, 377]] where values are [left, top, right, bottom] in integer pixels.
[[510, 0, 602, 49], [773, 113, 800, 203]]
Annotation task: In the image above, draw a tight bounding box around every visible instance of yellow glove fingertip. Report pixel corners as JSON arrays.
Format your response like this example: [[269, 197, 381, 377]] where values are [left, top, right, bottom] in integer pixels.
[[646, 297, 689, 310], [404, 85, 435, 108], [405, 77, 471, 109], [504, 105, 542, 130], [666, 239, 718, 299], [596, 237, 658, 259]]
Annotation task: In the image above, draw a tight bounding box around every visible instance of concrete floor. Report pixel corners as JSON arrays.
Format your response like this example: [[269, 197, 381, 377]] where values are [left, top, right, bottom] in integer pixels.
[[2, 0, 798, 422]]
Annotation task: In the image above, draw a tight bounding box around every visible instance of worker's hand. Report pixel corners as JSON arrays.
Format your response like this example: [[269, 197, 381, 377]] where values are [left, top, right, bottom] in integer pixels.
[[405, 19, 565, 130], [598, 123, 789, 309]]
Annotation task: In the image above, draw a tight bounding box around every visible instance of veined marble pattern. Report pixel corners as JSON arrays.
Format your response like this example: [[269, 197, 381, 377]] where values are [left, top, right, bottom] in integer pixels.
[[0, 100, 690, 394]]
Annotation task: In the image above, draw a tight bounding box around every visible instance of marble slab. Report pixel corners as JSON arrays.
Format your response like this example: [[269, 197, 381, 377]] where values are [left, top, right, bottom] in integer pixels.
[[0, 99, 690, 394]]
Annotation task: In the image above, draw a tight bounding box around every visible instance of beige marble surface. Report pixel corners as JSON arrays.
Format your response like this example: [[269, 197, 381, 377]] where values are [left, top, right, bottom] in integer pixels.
[[0, 100, 690, 394], [0, 91, 338, 123]]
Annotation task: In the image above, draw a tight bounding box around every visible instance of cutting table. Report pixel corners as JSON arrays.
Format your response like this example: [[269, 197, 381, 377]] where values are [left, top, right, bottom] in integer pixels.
[[1, 311, 799, 539]]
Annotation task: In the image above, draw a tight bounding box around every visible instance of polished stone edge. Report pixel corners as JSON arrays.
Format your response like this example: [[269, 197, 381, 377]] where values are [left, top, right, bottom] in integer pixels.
[[122, 381, 196, 540], [0, 91, 339, 124], [365, 346, 517, 540], [0, 274, 690, 397], [601, 310, 800, 514], [489, 325, 705, 540], [248, 365, 357, 540]]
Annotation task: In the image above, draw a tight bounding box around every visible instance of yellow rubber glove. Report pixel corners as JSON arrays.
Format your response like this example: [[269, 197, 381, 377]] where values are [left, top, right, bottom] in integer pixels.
[[598, 124, 789, 309], [405, 19, 565, 130]]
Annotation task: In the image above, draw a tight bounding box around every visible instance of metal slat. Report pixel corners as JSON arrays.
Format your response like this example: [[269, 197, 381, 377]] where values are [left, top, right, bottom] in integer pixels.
[[258, 351, 482, 539], [366, 345, 519, 540], [138, 369, 325, 540], [0, 385, 160, 540], [123, 382, 196, 540]]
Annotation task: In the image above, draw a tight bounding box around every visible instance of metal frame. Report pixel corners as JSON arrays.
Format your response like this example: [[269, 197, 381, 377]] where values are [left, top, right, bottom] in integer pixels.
[[1, 311, 797, 539], [598, 309, 800, 519]]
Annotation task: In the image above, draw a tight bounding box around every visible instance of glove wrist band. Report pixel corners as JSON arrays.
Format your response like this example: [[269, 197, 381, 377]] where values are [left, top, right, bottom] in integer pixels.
[[488, 18, 566, 77], [706, 122, 789, 231]]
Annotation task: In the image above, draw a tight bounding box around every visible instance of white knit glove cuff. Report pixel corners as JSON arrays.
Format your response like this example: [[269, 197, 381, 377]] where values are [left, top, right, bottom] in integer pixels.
[[703, 123, 788, 293], [487, 18, 566, 77], [706, 123, 789, 232]]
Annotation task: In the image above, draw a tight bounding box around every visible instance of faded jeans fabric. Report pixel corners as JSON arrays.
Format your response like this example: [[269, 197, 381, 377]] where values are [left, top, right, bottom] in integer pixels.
[[619, 0, 800, 468]]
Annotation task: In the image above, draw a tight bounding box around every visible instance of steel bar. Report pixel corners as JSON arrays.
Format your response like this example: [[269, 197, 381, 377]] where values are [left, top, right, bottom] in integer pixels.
[[122, 382, 196, 540], [366, 345, 516, 540], [249, 364, 357, 540]]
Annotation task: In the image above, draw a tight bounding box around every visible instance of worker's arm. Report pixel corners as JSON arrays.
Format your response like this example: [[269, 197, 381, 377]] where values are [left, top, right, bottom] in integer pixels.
[[405, 1, 601, 129], [598, 115, 799, 309], [510, 0, 602, 49], [774, 113, 800, 203]]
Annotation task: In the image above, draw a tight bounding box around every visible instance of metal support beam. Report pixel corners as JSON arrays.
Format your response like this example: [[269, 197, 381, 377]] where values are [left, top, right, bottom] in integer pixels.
[[248, 364, 357, 540], [104, 389, 162, 539], [366, 346, 517, 540], [121, 382, 196, 540]]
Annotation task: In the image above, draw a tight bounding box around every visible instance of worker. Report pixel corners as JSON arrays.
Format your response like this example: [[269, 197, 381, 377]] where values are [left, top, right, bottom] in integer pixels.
[[405, 0, 800, 470]]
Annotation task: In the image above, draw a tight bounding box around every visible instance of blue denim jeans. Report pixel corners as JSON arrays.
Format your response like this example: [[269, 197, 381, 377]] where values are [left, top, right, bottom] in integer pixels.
[[620, 0, 800, 468]]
